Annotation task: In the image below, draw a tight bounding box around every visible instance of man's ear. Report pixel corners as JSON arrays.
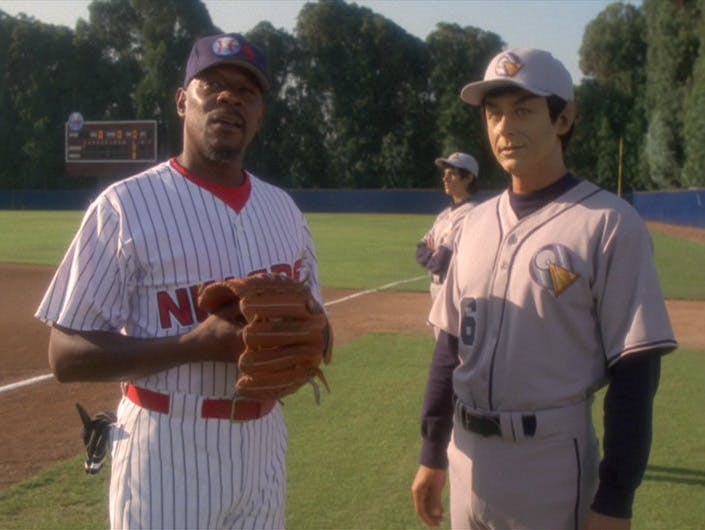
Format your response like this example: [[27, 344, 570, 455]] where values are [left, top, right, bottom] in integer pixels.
[[175, 87, 187, 118], [557, 102, 576, 134]]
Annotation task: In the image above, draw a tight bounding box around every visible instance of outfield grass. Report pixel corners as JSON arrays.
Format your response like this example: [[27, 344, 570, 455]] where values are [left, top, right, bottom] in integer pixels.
[[651, 232, 705, 300], [309, 213, 433, 291], [0, 210, 83, 266], [1, 341, 703, 529]]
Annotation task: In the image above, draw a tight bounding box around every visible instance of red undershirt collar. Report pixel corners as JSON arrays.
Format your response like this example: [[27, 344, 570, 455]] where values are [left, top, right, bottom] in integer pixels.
[[169, 157, 251, 213]]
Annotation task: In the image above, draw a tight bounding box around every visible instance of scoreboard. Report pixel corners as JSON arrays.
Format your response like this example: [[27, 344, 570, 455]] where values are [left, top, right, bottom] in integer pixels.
[[65, 120, 157, 163], [64, 117, 158, 178]]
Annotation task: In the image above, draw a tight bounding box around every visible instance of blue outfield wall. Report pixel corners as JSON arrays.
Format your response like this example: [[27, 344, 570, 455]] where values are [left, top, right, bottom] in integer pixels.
[[1, 188, 704, 229], [0, 189, 97, 211], [287, 190, 497, 215], [625, 190, 705, 228], [291, 189, 705, 229]]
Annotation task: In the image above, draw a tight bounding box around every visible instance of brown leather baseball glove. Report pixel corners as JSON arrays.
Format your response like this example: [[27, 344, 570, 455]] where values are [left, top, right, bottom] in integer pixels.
[[198, 273, 333, 403]]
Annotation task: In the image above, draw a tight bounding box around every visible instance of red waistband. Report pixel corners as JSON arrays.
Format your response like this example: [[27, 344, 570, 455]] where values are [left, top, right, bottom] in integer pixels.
[[124, 384, 275, 422]]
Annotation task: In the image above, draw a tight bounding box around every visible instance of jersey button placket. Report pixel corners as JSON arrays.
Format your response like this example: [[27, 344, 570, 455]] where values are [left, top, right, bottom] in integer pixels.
[[230, 214, 248, 274], [485, 233, 518, 409], [500, 233, 518, 270]]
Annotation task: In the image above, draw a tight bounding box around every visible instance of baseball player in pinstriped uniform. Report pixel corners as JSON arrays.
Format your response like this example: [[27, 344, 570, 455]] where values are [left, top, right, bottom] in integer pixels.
[[36, 33, 321, 529], [411, 48, 677, 530], [416, 152, 481, 336]]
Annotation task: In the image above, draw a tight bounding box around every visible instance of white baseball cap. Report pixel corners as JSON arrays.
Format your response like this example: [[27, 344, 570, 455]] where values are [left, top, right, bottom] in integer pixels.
[[460, 48, 574, 106], [435, 152, 479, 177]]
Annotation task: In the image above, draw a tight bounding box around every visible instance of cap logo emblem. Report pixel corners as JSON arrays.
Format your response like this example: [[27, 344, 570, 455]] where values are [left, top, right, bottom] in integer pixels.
[[212, 36, 241, 57], [495, 52, 523, 78]]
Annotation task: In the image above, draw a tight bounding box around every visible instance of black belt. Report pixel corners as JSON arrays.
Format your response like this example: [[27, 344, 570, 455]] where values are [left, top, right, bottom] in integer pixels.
[[456, 400, 536, 438]]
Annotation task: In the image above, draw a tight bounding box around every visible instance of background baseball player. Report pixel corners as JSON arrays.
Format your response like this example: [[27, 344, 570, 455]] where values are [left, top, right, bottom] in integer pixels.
[[416, 152, 481, 336], [411, 48, 678, 530], [36, 33, 323, 529]]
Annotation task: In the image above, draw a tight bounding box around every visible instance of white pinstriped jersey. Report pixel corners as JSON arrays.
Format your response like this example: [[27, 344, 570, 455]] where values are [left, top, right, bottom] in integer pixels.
[[36, 159, 321, 529], [429, 180, 677, 412], [36, 158, 321, 397]]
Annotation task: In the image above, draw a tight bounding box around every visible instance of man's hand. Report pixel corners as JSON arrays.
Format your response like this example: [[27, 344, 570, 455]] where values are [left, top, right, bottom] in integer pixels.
[[181, 312, 245, 364], [584, 510, 631, 530], [411, 465, 447, 528]]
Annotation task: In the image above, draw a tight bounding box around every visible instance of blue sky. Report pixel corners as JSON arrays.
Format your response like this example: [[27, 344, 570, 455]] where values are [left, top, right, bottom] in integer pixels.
[[0, 0, 641, 82]]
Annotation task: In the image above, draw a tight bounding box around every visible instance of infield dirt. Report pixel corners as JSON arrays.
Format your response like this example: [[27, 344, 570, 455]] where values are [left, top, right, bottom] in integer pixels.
[[1, 222, 703, 491]]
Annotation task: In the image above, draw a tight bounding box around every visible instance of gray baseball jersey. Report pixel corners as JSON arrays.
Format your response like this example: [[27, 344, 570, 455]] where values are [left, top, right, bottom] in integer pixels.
[[430, 179, 676, 410], [423, 200, 478, 301], [36, 159, 321, 529]]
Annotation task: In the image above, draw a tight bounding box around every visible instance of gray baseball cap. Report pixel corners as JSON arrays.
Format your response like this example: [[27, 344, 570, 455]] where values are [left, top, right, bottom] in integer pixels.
[[435, 152, 479, 177], [460, 48, 574, 106]]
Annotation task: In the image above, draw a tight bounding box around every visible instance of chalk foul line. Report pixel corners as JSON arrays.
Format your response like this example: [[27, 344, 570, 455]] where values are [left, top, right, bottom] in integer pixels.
[[0, 373, 54, 394], [323, 275, 426, 306], [0, 274, 427, 395]]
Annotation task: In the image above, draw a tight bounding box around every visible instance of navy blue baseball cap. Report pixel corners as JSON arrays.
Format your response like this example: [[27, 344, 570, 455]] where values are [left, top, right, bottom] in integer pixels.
[[183, 33, 270, 92]]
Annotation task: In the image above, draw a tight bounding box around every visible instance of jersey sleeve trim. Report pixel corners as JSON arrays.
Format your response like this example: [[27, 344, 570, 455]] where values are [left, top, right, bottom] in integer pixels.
[[606, 339, 678, 367]]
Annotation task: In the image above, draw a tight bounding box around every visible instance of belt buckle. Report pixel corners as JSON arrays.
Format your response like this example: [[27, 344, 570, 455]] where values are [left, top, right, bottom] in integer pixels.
[[230, 396, 244, 423], [476, 414, 500, 437], [461, 406, 500, 437]]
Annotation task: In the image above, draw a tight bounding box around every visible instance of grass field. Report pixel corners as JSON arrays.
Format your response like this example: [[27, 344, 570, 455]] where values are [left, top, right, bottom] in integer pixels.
[[0, 211, 703, 529]]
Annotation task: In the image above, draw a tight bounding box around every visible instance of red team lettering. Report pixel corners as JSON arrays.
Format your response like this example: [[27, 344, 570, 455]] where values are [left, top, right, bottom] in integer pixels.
[[157, 260, 303, 329]]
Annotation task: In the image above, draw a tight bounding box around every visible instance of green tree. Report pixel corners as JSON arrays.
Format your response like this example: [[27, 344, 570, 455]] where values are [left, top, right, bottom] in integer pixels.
[[296, 0, 435, 188], [579, 2, 646, 96], [425, 23, 503, 188], [73, 0, 143, 120], [244, 22, 330, 188], [2, 15, 80, 189], [574, 2, 648, 191], [569, 80, 645, 192], [681, 0, 705, 188], [0, 11, 21, 188], [642, 0, 701, 188], [132, 0, 217, 156]]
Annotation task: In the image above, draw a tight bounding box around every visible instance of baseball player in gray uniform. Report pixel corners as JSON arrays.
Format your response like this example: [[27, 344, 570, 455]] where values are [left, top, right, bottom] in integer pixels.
[[36, 33, 322, 529], [411, 48, 677, 530], [417, 152, 481, 305], [417, 153, 481, 336]]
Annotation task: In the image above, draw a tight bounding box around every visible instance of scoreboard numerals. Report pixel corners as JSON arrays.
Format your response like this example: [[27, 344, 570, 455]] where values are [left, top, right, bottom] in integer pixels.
[[65, 120, 157, 163]]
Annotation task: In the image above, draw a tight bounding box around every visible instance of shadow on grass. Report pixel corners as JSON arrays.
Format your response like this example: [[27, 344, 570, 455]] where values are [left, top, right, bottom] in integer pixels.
[[644, 465, 705, 487]]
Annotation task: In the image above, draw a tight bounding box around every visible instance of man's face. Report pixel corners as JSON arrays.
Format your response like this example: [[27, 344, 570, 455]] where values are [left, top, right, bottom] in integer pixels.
[[483, 90, 570, 178], [442, 167, 468, 199], [176, 65, 265, 163]]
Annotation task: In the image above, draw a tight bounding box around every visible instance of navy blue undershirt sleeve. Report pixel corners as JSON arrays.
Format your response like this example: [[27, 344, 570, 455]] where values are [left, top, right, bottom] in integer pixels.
[[416, 241, 433, 267], [426, 246, 452, 276], [591, 351, 662, 518], [420, 331, 459, 469]]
